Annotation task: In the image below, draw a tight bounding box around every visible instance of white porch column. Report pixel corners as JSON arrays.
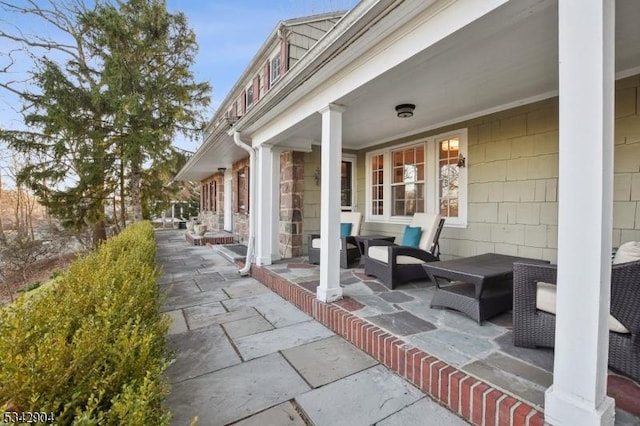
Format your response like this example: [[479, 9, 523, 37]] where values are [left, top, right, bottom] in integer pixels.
[[255, 144, 275, 266], [545, 1, 615, 425], [271, 150, 281, 261], [224, 169, 233, 232], [316, 104, 345, 302]]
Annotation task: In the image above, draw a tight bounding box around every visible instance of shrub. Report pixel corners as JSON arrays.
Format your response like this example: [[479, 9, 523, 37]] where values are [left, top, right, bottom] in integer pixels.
[[0, 221, 170, 425], [49, 269, 63, 279], [16, 281, 42, 293]]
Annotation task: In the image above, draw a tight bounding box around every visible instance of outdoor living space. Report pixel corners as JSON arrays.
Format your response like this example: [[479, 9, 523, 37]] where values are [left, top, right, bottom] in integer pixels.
[[251, 259, 640, 425], [172, 1, 640, 423]]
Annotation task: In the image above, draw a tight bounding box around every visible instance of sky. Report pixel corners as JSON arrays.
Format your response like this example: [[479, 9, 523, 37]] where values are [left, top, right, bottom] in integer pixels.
[[166, 0, 358, 151], [0, 0, 359, 154]]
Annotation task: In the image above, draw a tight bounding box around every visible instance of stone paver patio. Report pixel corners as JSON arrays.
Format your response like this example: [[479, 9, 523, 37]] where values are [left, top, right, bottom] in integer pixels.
[[256, 256, 640, 425], [157, 230, 467, 425]]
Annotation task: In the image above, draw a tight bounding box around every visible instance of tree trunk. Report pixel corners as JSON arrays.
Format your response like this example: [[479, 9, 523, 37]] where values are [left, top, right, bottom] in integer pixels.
[[130, 162, 143, 222], [92, 221, 107, 249], [120, 159, 126, 228], [112, 197, 120, 234]]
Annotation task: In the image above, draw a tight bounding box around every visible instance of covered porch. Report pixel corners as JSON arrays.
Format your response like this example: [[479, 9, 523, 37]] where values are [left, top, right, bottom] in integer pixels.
[[250, 259, 640, 425], [174, 0, 640, 423], [236, 0, 640, 424]]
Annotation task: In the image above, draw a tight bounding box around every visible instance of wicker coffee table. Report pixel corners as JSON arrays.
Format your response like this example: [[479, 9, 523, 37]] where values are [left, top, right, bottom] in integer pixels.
[[423, 253, 548, 323]]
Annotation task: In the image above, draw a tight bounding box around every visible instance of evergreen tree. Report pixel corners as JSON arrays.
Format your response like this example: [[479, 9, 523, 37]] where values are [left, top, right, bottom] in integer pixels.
[[0, 0, 210, 246], [84, 0, 209, 222]]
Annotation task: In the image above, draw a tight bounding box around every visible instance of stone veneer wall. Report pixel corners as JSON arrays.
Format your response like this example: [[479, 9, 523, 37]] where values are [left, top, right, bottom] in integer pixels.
[[352, 74, 640, 262], [280, 151, 305, 257], [232, 157, 250, 244], [199, 173, 225, 231]]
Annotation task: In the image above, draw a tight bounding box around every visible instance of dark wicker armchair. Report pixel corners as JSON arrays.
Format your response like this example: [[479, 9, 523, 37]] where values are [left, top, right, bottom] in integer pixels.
[[513, 261, 640, 382], [308, 212, 362, 269], [363, 213, 444, 289]]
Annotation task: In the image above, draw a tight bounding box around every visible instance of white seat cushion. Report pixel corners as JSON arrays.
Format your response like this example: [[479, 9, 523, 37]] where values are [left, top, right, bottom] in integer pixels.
[[614, 241, 640, 264], [340, 212, 362, 236], [536, 282, 629, 334], [396, 255, 426, 265], [311, 238, 321, 249], [409, 213, 441, 251], [535, 282, 559, 314], [367, 246, 426, 265], [368, 245, 388, 263]]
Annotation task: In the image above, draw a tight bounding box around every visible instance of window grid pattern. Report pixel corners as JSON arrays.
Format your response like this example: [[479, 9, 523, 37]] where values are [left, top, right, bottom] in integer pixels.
[[246, 86, 254, 108], [439, 137, 460, 218], [341, 160, 353, 209], [391, 145, 425, 216], [270, 56, 281, 85], [370, 154, 384, 215], [237, 169, 248, 213], [211, 181, 217, 212]]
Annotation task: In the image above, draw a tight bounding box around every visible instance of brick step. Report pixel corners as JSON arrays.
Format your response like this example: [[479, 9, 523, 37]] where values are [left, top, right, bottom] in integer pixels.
[[184, 232, 235, 246]]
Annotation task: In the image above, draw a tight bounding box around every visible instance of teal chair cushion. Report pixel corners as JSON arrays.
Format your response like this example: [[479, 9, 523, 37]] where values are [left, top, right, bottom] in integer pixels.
[[401, 226, 422, 247], [340, 223, 353, 237]]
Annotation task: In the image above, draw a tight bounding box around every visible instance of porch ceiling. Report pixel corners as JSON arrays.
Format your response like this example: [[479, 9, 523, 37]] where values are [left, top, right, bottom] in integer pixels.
[[269, 0, 640, 150], [175, 132, 247, 181]]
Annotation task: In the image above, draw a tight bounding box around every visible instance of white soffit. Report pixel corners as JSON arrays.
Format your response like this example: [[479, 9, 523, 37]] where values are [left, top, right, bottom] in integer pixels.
[[247, 0, 640, 150]]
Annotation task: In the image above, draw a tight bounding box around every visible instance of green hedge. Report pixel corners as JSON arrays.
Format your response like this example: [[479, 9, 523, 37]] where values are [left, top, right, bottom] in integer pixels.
[[0, 222, 170, 425]]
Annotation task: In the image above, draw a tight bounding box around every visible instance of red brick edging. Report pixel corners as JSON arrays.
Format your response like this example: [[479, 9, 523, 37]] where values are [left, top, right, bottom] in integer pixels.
[[184, 232, 234, 246], [251, 265, 544, 426]]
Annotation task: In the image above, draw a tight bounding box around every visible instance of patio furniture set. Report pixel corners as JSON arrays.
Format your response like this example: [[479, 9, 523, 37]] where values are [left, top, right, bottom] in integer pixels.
[[513, 242, 640, 383], [308, 214, 640, 382]]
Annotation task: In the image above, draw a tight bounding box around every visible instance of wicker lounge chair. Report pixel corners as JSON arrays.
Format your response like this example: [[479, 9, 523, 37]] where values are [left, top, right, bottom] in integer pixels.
[[513, 261, 640, 382], [363, 213, 444, 289], [308, 212, 362, 268]]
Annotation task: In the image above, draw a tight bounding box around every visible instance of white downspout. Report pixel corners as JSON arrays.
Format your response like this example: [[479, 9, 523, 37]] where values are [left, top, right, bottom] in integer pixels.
[[233, 131, 255, 276]]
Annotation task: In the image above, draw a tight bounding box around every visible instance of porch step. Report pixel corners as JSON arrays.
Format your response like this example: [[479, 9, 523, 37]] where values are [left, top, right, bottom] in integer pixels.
[[184, 231, 235, 246], [214, 244, 247, 262]]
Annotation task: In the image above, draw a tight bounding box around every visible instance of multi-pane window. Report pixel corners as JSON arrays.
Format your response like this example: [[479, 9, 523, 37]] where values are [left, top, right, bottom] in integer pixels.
[[270, 55, 281, 84], [202, 180, 217, 212], [214, 180, 218, 212], [391, 145, 424, 216], [201, 182, 208, 210], [370, 154, 384, 216], [366, 129, 467, 227], [237, 168, 249, 213], [439, 137, 460, 218], [246, 86, 254, 108], [341, 160, 353, 210], [204, 182, 209, 210]]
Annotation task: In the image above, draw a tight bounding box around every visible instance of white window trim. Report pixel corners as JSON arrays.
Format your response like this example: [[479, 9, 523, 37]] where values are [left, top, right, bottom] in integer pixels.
[[258, 71, 265, 99], [365, 128, 468, 228], [245, 82, 254, 110], [270, 54, 281, 85], [341, 154, 357, 211], [434, 129, 468, 228]]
